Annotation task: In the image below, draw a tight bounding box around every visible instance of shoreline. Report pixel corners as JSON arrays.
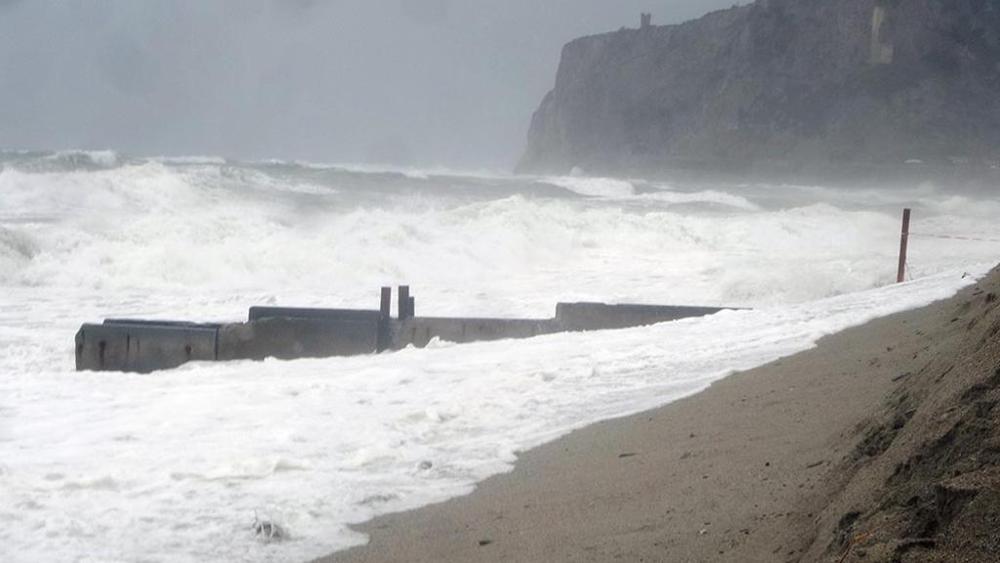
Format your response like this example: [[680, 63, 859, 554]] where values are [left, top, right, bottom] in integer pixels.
[[316, 267, 1000, 562]]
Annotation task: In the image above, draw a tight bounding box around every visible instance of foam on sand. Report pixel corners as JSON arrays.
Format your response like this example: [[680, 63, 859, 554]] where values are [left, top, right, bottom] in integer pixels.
[[0, 267, 987, 562], [1, 154, 999, 561]]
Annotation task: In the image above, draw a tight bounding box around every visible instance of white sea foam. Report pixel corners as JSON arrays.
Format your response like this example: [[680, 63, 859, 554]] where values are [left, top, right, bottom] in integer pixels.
[[540, 175, 637, 198], [539, 177, 761, 210], [1, 163, 997, 308], [0, 157, 998, 562], [0, 268, 987, 563], [261, 159, 512, 181], [46, 149, 121, 167], [152, 155, 229, 165], [637, 187, 762, 210]]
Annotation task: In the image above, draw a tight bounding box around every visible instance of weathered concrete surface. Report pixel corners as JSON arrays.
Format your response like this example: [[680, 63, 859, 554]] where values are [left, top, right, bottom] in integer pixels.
[[248, 307, 381, 324], [387, 304, 728, 348], [76, 301, 734, 372], [390, 317, 553, 349], [555, 303, 727, 331], [103, 319, 222, 329], [217, 318, 379, 361], [75, 322, 218, 373], [249, 307, 391, 352]]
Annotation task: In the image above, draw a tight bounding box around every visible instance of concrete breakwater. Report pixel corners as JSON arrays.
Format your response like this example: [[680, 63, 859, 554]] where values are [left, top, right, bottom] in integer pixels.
[[75, 287, 731, 373]]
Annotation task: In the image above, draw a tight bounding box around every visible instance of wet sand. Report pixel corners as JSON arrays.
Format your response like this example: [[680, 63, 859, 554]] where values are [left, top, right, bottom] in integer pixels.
[[317, 269, 1000, 563]]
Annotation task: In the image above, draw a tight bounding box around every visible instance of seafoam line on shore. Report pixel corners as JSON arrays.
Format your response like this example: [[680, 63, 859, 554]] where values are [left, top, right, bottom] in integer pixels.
[[0, 265, 990, 563]]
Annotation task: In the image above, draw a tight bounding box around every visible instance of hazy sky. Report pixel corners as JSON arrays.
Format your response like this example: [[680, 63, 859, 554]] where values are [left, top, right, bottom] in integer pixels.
[[0, 1, 736, 169]]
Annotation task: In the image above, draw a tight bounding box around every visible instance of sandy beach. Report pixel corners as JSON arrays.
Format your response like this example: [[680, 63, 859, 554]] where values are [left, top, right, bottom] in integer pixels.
[[318, 267, 1000, 563]]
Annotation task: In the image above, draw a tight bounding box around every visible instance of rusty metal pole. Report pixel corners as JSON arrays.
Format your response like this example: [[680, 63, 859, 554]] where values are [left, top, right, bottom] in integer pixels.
[[897, 208, 911, 283]]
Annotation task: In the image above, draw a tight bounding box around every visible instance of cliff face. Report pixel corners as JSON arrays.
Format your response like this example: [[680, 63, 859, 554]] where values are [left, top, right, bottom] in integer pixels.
[[517, 0, 1000, 176]]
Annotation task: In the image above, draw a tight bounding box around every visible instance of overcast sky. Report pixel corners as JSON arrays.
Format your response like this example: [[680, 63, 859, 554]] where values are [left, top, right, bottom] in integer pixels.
[[0, 1, 736, 169]]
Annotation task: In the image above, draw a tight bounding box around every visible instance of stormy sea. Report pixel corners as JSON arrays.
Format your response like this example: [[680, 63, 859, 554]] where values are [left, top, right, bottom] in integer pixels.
[[1, 150, 998, 562]]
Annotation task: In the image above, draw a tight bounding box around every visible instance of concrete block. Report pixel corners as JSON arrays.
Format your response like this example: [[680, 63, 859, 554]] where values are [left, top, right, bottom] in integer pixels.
[[75, 300, 740, 373], [76, 324, 130, 372], [103, 319, 222, 329], [391, 317, 554, 349], [217, 317, 379, 361], [76, 322, 218, 373], [247, 307, 380, 323], [555, 302, 727, 331]]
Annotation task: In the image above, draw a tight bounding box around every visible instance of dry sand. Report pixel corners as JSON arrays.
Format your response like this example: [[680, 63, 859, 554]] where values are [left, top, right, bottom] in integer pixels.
[[317, 268, 1000, 563]]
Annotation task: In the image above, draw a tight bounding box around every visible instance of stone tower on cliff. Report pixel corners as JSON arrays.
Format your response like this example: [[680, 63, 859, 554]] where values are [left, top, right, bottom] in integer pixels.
[[517, 0, 1000, 176]]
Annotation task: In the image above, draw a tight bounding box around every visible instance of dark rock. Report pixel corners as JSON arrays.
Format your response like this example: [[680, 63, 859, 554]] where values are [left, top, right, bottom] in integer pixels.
[[252, 518, 286, 543], [518, 0, 1000, 181]]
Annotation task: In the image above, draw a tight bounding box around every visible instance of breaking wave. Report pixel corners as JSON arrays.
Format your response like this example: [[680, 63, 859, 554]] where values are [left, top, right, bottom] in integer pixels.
[[540, 175, 636, 198], [1, 151, 999, 562], [1, 156, 998, 311]]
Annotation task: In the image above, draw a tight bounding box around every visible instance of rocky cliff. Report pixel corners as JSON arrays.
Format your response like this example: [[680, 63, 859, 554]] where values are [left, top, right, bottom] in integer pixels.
[[518, 0, 1000, 177]]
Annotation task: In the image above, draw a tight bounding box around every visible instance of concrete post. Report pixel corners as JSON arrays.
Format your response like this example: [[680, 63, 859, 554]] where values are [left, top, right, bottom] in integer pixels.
[[398, 286, 411, 320], [378, 287, 392, 352], [380, 287, 391, 319]]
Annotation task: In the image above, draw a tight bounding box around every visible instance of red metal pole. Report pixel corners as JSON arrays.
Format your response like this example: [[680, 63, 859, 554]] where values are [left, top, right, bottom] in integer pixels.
[[897, 208, 911, 283]]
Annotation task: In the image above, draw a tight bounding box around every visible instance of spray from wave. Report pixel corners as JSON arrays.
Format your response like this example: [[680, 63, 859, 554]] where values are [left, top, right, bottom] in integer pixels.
[[1, 154, 996, 309], [1, 151, 998, 562]]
